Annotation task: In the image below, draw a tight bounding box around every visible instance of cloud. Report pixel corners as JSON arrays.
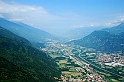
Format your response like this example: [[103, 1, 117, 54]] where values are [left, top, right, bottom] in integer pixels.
[[104, 15, 124, 27], [0, 0, 123, 35], [118, 15, 124, 22], [72, 15, 124, 28], [0, 0, 61, 28]]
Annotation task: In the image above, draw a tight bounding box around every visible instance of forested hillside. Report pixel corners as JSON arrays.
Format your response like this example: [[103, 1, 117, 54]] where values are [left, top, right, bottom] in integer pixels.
[[0, 27, 61, 82], [69, 23, 124, 53]]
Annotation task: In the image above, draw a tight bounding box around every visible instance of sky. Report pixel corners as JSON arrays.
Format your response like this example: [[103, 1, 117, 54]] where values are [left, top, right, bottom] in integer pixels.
[[0, 0, 124, 35]]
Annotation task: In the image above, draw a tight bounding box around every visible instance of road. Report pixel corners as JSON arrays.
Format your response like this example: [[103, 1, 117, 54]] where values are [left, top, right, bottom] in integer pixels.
[[77, 53, 124, 78]]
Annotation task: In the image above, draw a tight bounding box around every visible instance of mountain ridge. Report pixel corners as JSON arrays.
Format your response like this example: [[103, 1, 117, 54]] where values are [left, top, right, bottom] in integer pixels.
[[0, 26, 61, 82], [0, 26, 31, 45], [69, 23, 124, 53], [65, 26, 104, 39], [102, 23, 124, 34], [0, 18, 58, 43]]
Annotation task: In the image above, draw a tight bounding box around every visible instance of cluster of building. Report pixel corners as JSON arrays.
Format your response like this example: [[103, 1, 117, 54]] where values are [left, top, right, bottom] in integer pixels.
[[97, 53, 124, 66], [82, 63, 106, 82], [60, 75, 82, 82], [60, 55, 106, 82], [43, 42, 108, 82], [83, 73, 106, 82], [60, 70, 106, 82]]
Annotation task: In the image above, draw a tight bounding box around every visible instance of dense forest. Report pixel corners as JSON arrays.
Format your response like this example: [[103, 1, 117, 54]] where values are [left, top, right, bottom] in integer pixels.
[[0, 27, 61, 82]]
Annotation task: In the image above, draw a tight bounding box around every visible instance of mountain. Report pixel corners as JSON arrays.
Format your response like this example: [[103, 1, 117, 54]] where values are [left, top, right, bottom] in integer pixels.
[[0, 26, 31, 45], [65, 26, 104, 40], [0, 27, 61, 82], [69, 23, 124, 53], [0, 56, 34, 82], [0, 18, 57, 43], [102, 23, 124, 34]]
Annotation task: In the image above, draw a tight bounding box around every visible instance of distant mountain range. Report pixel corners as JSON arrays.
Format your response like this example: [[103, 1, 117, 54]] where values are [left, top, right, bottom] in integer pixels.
[[65, 26, 104, 39], [69, 23, 124, 53], [0, 18, 58, 43], [0, 26, 61, 82]]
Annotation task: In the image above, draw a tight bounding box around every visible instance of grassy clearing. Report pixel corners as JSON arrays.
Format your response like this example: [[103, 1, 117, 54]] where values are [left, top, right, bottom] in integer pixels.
[[69, 67, 76, 72], [98, 71, 112, 77], [62, 71, 82, 77], [118, 78, 124, 81], [59, 60, 67, 64], [52, 55, 85, 78], [75, 67, 86, 73], [50, 54, 62, 58], [58, 63, 66, 68], [111, 79, 119, 82], [105, 65, 112, 69]]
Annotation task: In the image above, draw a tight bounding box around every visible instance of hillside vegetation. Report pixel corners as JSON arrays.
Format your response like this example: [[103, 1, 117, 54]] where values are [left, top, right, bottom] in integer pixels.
[[0, 27, 61, 82], [69, 23, 124, 53]]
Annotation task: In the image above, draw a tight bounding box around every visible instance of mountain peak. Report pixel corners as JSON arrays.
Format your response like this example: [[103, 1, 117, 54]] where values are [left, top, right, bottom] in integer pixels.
[[69, 22, 124, 53]]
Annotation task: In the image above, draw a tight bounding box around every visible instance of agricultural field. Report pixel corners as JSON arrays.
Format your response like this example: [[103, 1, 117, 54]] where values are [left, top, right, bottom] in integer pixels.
[[50, 53, 86, 79]]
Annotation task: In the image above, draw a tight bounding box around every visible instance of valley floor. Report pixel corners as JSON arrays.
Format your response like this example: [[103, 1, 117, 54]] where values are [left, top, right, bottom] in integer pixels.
[[41, 41, 124, 82]]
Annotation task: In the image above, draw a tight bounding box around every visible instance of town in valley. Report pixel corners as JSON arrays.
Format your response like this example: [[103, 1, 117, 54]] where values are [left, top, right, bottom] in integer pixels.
[[41, 41, 124, 82]]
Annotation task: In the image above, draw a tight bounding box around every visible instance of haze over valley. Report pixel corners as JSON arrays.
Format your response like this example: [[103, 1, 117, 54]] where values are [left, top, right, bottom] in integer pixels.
[[0, 0, 124, 82]]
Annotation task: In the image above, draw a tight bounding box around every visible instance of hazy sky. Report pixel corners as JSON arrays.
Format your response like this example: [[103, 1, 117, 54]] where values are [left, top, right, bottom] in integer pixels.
[[0, 0, 124, 35]]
